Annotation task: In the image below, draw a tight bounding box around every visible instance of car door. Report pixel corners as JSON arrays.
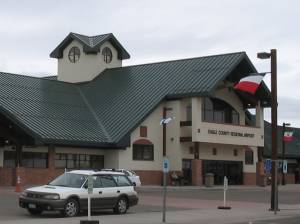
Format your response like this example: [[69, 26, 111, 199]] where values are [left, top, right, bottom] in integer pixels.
[[112, 174, 134, 197], [92, 175, 119, 209]]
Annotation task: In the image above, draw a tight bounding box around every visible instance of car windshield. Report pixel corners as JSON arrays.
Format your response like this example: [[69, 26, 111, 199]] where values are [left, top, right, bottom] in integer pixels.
[[48, 173, 87, 188]]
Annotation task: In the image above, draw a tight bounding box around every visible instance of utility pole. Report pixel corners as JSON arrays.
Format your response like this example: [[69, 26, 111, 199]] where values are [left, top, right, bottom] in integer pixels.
[[258, 49, 278, 213]]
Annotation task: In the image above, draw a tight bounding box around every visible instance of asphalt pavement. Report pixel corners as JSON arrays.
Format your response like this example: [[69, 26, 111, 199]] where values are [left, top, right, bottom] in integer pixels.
[[1, 184, 300, 224]]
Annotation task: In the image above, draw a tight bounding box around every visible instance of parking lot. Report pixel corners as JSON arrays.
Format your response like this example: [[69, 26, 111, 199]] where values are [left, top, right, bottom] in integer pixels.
[[1, 185, 300, 224]]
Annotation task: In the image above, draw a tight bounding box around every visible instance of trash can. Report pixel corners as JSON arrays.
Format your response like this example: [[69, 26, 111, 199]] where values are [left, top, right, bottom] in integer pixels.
[[205, 173, 214, 187]]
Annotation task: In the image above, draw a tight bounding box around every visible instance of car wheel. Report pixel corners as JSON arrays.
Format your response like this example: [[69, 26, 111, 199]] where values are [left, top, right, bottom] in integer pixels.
[[27, 208, 42, 215], [63, 198, 79, 217], [114, 197, 128, 214]]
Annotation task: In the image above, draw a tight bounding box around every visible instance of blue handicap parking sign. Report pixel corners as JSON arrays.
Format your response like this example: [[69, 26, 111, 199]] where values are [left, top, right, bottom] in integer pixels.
[[264, 159, 272, 172]]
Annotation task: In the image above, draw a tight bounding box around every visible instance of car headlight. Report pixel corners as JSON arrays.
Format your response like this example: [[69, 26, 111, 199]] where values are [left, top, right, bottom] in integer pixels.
[[43, 194, 60, 200], [20, 191, 28, 197]]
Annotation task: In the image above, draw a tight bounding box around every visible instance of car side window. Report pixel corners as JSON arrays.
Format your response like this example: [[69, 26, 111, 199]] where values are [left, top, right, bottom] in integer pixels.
[[100, 175, 117, 188], [93, 176, 103, 188], [113, 175, 132, 186]]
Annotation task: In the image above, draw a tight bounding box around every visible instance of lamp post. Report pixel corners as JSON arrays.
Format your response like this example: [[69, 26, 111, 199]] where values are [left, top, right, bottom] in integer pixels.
[[257, 49, 278, 213], [161, 108, 174, 223], [282, 122, 290, 185]]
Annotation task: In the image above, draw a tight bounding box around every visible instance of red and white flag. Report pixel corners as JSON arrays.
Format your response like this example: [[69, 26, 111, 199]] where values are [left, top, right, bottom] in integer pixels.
[[284, 131, 294, 142], [234, 74, 265, 94]]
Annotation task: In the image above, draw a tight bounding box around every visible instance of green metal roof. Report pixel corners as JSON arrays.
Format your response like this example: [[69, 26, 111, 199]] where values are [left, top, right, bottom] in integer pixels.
[[50, 32, 130, 60], [264, 121, 300, 159], [0, 52, 268, 147]]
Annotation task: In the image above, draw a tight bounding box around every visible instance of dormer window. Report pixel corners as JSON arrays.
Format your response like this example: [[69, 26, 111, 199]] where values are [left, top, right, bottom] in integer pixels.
[[102, 47, 113, 63], [68, 46, 80, 63]]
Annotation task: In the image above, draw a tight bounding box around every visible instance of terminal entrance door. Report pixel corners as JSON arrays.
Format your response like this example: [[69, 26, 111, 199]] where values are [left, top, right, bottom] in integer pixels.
[[202, 160, 243, 185]]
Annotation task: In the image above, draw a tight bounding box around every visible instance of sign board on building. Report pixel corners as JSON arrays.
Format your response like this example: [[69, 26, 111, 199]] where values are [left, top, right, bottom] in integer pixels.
[[163, 157, 169, 173], [193, 122, 264, 147]]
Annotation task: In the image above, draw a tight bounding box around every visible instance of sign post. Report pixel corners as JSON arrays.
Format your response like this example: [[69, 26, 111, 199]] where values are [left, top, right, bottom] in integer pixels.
[[87, 175, 93, 221], [162, 157, 169, 223], [218, 176, 231, 209], [80, 175, 99, 224]]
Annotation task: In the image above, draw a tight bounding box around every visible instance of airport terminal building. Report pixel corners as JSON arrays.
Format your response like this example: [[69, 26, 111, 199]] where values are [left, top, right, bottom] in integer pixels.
[[0, 33, 272, 186]]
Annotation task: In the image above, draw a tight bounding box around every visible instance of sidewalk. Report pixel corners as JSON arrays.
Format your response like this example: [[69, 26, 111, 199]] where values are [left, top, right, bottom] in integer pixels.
[[136, 183, 300, 192], [2, 206, 300, 224]]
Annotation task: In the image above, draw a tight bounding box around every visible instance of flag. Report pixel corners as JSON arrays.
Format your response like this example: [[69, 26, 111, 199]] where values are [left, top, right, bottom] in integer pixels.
[[284, 131, 293, 142], [234, 74, 265, 94]]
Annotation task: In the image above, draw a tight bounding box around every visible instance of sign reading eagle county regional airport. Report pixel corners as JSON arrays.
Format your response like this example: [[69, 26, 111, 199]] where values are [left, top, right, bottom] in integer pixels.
[[208, 129, 255, 138]]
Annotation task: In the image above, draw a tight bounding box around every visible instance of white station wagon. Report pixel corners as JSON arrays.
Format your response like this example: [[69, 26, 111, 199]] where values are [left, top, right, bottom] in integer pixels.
[[19, 170, 139, 217]]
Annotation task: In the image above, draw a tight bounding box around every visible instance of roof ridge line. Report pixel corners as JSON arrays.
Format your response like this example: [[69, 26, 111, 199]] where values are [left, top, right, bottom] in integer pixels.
[[76, 86, 112, 142], [71, 32, 112, 38], [0, 71, 70, 83], [120, 51, 246, 69]]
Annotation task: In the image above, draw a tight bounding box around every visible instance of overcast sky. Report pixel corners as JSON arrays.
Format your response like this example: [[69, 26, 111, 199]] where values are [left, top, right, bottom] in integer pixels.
[[0, 0, 299, 128]]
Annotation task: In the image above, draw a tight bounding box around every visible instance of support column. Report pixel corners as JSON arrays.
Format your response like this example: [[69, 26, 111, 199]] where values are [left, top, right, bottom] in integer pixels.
[[48, 145, 56, 180], [191, 159, 202, 186], [256, 161, 266, 186]]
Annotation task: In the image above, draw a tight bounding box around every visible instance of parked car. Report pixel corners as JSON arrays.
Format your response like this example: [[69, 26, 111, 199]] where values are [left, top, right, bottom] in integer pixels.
[[101, 169, 141, 186], [19, 170, 139, 217]]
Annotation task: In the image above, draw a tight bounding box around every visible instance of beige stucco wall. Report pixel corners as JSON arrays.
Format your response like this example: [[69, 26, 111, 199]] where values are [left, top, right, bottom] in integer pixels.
[[57, 40, 122, 83], [118, 104, 164, 170]]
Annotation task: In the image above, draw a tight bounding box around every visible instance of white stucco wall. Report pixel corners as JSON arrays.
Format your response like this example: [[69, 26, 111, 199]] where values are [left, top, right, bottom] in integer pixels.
[[57, 40, 122, 83]]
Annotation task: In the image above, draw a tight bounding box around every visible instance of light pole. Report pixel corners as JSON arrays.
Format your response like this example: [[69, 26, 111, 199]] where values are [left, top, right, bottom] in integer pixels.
[[282, 122, 290, 185], [257, 49, 278, 213], [160, 109, 174, 223]]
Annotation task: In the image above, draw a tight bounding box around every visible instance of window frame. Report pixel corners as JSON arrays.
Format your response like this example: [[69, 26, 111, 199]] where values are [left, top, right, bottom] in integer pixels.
[[245, 149, 254, 165], [132, 143, 154, 161]]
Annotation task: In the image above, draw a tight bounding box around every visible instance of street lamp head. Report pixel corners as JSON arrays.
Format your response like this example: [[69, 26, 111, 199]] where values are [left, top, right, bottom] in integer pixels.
[[257, 52, 271, 59], [284, 122, 291, 127]]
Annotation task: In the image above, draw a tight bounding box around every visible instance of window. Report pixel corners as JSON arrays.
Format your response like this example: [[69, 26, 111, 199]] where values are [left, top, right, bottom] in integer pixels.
[[55, 153, 104, 169], [245, 149, 254, 164], [133, 143, 154, 161], [189, 146, 194, 154], [202, 97, 240, 125], [3, 151, 16, 168], [68, 46, 80, 63], [93, 176, 103, 188], [102, 47, 113, 63], [212, 148, 217, 156], [100, 175, 117, 187], [4, 151, 48, 168], [140, 126, 147, 137], [22, 152, 48, 168], [233, 149, 238, 157], [112, 175, 132, 186]]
